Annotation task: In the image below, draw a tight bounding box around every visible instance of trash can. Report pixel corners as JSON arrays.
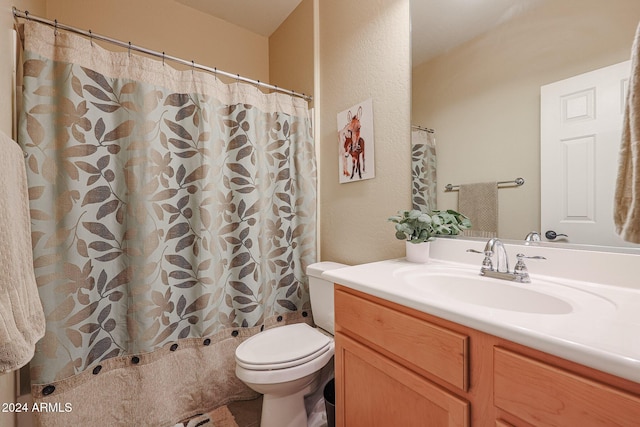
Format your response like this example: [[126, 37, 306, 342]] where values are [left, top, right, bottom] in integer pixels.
[[323, 378, 335, 427]]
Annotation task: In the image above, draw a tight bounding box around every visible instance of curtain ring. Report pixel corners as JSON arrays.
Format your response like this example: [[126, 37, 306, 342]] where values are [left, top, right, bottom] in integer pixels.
[[24, 10, 30, 20], [128, 41, 131, 58], [89, 29, 93, 47], [162, 52, 165, 66], [191, 60, 195, 75], [54, 19, 58, 36]]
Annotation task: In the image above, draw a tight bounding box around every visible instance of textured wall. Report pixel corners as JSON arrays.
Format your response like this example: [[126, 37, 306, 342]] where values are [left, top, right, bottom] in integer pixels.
[[318, 0, 411, 265], [269, 0, 314, 103], [1, 0, 45, 134]]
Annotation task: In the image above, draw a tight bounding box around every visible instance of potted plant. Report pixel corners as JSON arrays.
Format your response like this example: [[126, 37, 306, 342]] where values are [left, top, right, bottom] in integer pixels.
[[388, 209, 472, 262]]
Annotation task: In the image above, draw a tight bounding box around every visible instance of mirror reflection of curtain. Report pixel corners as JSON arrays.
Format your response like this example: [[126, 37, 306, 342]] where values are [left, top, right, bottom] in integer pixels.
[[411, 128, 437, 212], [18, 21, 316, 425]]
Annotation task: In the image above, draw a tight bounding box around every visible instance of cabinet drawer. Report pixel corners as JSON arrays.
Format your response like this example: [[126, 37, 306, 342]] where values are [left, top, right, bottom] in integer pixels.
[[494, 347, 640, 426], [335, 288, 468, 390]]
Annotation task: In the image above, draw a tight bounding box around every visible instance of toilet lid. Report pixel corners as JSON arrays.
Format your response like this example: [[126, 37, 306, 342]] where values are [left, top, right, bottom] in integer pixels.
[[236, 323, 332, 369]]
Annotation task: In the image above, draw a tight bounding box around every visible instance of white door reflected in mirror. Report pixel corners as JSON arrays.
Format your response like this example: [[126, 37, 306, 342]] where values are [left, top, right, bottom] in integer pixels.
[[540, 60, 636, 247]]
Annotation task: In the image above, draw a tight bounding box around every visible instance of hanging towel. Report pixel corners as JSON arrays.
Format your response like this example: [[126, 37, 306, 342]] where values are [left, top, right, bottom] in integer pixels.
[[615, 22, 640, 243], [0, 130, 45, 373], [458, 182, 498, 238]]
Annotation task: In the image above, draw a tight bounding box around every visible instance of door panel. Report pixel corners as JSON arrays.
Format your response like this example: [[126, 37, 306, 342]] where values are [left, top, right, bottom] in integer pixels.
[[541, 60, 634, 246]]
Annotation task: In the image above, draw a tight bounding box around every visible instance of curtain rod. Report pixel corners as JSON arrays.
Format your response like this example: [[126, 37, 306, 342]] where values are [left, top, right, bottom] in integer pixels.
[[411, 125, 434, 133], [12, 7, 312, 102]]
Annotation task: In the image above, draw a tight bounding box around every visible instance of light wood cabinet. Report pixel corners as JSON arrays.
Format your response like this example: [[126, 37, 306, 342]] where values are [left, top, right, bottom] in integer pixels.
[[337, 333, 469, 427], [335, 288, 468, 390], [494, 347, 640, 426], [334, 285, 640, 427]]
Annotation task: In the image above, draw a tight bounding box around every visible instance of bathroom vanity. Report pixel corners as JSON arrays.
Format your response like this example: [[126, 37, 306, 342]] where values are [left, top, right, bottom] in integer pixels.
[[325, 238, 640, 426]]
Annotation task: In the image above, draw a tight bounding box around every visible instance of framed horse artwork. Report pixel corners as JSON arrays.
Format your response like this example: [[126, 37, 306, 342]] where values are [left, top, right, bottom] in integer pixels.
[[337, 98, 375, 183]]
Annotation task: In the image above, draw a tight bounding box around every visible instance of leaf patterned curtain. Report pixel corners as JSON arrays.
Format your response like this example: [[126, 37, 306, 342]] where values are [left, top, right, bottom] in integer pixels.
[[411, 128, 437, 212], [18, 19, 316, 410]]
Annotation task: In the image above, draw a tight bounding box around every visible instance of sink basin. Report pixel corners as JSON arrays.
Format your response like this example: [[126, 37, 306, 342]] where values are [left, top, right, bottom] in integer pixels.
[[406, 272, 572, 314], [399, 267, 616, 315]]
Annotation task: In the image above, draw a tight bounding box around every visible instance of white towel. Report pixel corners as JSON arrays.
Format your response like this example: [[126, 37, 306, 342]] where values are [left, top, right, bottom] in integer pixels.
[[458, 182, 498, 238], [0, 131, 45, 373], [615, 22, 640, 243]]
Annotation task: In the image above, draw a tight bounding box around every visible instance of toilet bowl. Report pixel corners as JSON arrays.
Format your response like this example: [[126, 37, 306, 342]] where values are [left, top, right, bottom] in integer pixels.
[[235, 323, 334, 427], [234, 262, 347, 427]]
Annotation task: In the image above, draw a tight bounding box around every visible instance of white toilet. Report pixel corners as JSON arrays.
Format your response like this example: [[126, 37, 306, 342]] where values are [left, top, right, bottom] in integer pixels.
[[235, 262, 346, 427]]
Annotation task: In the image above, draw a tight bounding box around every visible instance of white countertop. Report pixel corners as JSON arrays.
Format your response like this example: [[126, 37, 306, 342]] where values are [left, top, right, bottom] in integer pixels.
[[323, 257, 640, 383]]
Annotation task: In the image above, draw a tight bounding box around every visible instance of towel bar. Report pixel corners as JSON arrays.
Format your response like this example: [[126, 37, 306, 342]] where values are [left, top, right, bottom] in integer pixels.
[[445, 177, 524, 192]]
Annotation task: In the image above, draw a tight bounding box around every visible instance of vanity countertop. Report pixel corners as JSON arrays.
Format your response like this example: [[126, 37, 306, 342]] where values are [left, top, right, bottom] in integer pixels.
[[323, 257, 640, 384]]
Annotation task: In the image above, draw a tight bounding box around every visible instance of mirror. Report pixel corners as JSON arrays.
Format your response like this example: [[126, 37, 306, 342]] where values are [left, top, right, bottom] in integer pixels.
[[411, 0, 640, 249]]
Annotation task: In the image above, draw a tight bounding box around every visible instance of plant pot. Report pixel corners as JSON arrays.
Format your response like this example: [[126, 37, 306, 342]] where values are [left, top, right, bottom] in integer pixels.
[[405, 240, 430, 263]]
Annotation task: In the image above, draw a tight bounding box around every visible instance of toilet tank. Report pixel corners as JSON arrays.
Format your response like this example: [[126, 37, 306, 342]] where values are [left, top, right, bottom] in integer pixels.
[[306, 262, 348, 335]]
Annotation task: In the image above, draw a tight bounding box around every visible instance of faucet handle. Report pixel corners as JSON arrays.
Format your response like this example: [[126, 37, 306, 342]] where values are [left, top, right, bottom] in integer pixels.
[[466, 248, 493, 256], [466, 248, 494, 271], [516, 254, 547, 261], [514, 253, 546, 282]]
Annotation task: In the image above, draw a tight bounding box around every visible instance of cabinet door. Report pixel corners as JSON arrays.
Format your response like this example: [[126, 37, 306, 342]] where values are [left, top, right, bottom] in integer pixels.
[[336, 334, 469, 427], [494, 347, 640, 426]]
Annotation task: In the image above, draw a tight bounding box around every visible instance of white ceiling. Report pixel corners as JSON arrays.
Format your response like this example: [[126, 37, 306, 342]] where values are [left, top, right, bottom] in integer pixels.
[[411, 0, 544, 66], [176, 0, 542, 65], [176, 0, 304, 36]]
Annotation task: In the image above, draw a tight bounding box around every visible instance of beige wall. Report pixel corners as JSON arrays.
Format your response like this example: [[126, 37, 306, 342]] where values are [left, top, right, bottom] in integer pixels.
[[45, 0, 270, 83], [319, 0, 411, 265], [1, 0, 45, 133], [412, 0, 640, 240], [269, 0, 314, 103]]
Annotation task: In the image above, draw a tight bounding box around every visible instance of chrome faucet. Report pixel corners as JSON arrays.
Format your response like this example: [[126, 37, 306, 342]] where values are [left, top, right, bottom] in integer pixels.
[[467, 238, 545, 283], [524, 231, 541, 242], [485, 237, 509, 273]]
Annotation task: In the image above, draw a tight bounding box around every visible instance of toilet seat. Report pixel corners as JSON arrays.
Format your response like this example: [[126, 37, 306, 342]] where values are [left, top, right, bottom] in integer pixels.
[[236, 323, 332, 370], [234, 262, 344, 427]]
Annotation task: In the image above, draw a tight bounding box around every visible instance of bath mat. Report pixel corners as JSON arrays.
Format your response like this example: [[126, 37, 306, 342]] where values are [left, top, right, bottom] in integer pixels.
[[177, 405, 239, 427]]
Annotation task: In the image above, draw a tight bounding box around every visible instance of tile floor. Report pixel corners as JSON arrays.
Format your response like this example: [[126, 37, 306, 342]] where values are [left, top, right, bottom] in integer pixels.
[[227, 396, 262, 427]]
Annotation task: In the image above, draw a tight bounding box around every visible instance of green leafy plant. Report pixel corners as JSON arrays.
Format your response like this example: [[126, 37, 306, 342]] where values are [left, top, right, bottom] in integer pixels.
[[388, 209, 472, 243]]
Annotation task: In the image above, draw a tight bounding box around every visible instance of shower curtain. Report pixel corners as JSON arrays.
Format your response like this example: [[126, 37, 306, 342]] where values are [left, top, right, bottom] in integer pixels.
[[411, 128, 437, 212], [18, 21, 316, 426]]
